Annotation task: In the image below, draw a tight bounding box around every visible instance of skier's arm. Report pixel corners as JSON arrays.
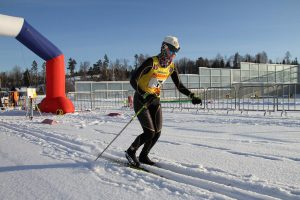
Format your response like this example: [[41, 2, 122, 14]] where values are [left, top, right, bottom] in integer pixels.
[[130, 58, 153, 95], [171, 68, 202, 105], [171, 66, 192, 97]]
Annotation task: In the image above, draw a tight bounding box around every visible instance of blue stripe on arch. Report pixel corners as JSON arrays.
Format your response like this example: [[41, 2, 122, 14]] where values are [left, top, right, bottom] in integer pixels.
[[15, 20, 62, 61]]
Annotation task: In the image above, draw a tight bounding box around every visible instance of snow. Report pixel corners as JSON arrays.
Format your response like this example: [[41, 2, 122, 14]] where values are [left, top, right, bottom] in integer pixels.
[[1, 108, 300, 200]]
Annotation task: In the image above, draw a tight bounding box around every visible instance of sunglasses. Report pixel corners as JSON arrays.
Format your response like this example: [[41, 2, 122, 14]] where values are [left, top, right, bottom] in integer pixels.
[[163, 43, 180, 54], [169, 50, 176, 56], [168, 49, 177, 56]]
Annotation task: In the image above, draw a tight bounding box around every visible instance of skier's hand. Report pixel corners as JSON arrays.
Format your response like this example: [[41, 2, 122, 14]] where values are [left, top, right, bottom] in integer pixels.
[[189, 93, 202, 105], [143, 93, 159, 105]]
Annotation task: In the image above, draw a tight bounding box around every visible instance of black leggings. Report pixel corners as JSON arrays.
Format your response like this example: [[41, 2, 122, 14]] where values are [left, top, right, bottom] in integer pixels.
[[130, 92, 162, 155]]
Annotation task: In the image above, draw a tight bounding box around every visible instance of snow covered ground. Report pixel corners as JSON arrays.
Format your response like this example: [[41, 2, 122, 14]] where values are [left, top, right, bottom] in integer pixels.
[[1, 108, 300, 200]]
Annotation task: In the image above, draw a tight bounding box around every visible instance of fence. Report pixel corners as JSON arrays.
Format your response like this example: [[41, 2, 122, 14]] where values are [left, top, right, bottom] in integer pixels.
[[68, 83, 300, 114], [206, 87, 236, 111], [68, 90, 135, 111], [159, 88, 205, 110], [237, 85, 276, 113], [276, 84, 300, 111]]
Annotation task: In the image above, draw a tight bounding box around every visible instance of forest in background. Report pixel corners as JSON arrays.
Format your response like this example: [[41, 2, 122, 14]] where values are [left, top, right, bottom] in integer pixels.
[[0, 51, 298, 93]]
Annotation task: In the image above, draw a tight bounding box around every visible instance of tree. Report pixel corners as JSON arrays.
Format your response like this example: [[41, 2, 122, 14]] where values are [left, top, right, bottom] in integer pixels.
[[255, 51, 268, 63], [233, 52, 241, 69], [134, 54, 139, 69], [137, 54, 147, 66], [225, 60, 231, 68], [291, 57, 298, 65], [282, 59, 286, 64], [261, 51, 268, 63], [196, 57, 209, 67], [284, 51, 292, 64], [67, 58, 77, 81], [121, 59, 131, 80], [10, 66, 23, 87], [41, 62, 46, 85], [102, 54, 110, 81], [176, 57, 189, 73], [187, 60, 196, 74], [0, 72, 8, 88], [213, 54, 224, 68], [244, 54, 254, 62], [79, 61, 90, 80], [88, 66, 94, 79], [93, 59, 102, 80], [23, 69, 31, 87], [112, 59, 120, 81], [220, 59, 225, 68], [31, 60, 38, 88]]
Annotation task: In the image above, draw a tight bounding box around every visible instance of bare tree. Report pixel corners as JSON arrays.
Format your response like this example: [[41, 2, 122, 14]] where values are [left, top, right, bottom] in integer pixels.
[[244, 54, 254, 62], [255, 51, 268, 63], [284, 51, 292, 64], [10, 66, 23, 88], [79, 61, 90, 80]]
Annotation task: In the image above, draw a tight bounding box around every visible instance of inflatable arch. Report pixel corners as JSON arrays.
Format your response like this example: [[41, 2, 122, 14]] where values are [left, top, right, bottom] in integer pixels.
[[0, 14, 74, 114]]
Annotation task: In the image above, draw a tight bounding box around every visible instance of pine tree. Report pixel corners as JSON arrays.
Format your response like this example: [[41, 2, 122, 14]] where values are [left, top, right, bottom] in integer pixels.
[[68, 58, 77, 82], [23, 69, 31, 87]]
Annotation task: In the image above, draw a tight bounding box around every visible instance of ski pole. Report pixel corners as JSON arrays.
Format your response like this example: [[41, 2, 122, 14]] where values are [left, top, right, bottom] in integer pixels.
[[95, 104, 147, 161]]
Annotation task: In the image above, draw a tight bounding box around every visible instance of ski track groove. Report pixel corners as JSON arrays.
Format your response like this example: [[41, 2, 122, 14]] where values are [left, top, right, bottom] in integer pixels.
[[150, 162, 298, 200], [1, 121, 299, 200], [163, 136, 300, 163]]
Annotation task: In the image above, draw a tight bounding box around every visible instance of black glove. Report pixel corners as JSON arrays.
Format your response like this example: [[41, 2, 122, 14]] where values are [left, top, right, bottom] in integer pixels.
[[189, 93, 202, 105], [142, 93, 158, 105]]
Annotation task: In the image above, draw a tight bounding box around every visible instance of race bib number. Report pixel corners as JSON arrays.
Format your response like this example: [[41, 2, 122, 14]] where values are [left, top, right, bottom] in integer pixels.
[[148, 78, 165, 88]]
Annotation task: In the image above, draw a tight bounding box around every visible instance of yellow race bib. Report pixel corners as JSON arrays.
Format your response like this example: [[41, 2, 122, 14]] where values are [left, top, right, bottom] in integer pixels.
[[137, 56, 174, 95]]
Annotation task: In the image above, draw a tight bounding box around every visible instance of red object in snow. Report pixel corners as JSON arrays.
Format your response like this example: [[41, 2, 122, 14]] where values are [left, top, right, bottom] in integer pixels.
[[107, 112, 121, 117], [41, 119, 58, 125]]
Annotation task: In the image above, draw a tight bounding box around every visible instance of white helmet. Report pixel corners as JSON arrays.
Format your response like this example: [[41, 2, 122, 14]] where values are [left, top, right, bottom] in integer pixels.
[[163, 36, 180, 52]]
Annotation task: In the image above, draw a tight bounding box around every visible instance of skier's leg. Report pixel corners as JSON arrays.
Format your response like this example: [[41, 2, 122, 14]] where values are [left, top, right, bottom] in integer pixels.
[[126, 126, 155, 166], [126, 93, 156, 166], [139, 104, 162, 165], [129, 93, 157, 149]]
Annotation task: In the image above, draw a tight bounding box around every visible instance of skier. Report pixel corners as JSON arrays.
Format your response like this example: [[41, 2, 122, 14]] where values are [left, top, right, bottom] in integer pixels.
[[125, 36, 202, 167], [10, 87, 19, 107]]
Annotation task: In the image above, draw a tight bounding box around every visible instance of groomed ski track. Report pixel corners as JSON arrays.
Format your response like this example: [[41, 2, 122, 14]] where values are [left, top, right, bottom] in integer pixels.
[[1, 112, 299, 200]]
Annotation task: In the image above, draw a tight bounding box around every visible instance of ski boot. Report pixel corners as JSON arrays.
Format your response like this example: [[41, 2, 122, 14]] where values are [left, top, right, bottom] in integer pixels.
[[125, 147, 140, 167], [139, 152, 155, 165]]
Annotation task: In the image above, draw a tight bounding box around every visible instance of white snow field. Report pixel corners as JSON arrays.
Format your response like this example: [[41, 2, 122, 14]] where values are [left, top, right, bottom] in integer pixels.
[[0, 108, 300, 200]]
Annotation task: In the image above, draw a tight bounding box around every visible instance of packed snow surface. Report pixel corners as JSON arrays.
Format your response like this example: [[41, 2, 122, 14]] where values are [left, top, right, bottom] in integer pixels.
[[1, 108, 300, 200]]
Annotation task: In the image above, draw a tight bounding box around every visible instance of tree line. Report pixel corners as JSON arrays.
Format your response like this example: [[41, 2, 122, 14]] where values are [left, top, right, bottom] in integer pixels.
[[0, 51, 298, 92]]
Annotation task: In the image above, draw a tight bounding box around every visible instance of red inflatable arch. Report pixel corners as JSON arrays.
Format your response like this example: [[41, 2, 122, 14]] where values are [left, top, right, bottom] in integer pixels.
[[0, 14, 74, 114]]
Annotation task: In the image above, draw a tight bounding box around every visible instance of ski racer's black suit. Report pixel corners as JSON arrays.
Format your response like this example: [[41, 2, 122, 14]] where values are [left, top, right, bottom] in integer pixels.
[[129, 56, 192, 156]]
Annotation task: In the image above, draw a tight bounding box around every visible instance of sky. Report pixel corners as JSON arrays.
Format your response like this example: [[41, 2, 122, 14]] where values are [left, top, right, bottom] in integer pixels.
[[0, 0, 299, 72]]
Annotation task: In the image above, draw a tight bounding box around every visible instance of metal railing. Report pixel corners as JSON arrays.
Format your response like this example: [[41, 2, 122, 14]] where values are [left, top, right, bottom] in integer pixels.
[[160, 88, 205, 110], [275, 84, 300, 111], [67, 90, 135, 111], [206, 87, 236, 111], [68, 83, 300, 114], [238, 85, 276, 113]]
